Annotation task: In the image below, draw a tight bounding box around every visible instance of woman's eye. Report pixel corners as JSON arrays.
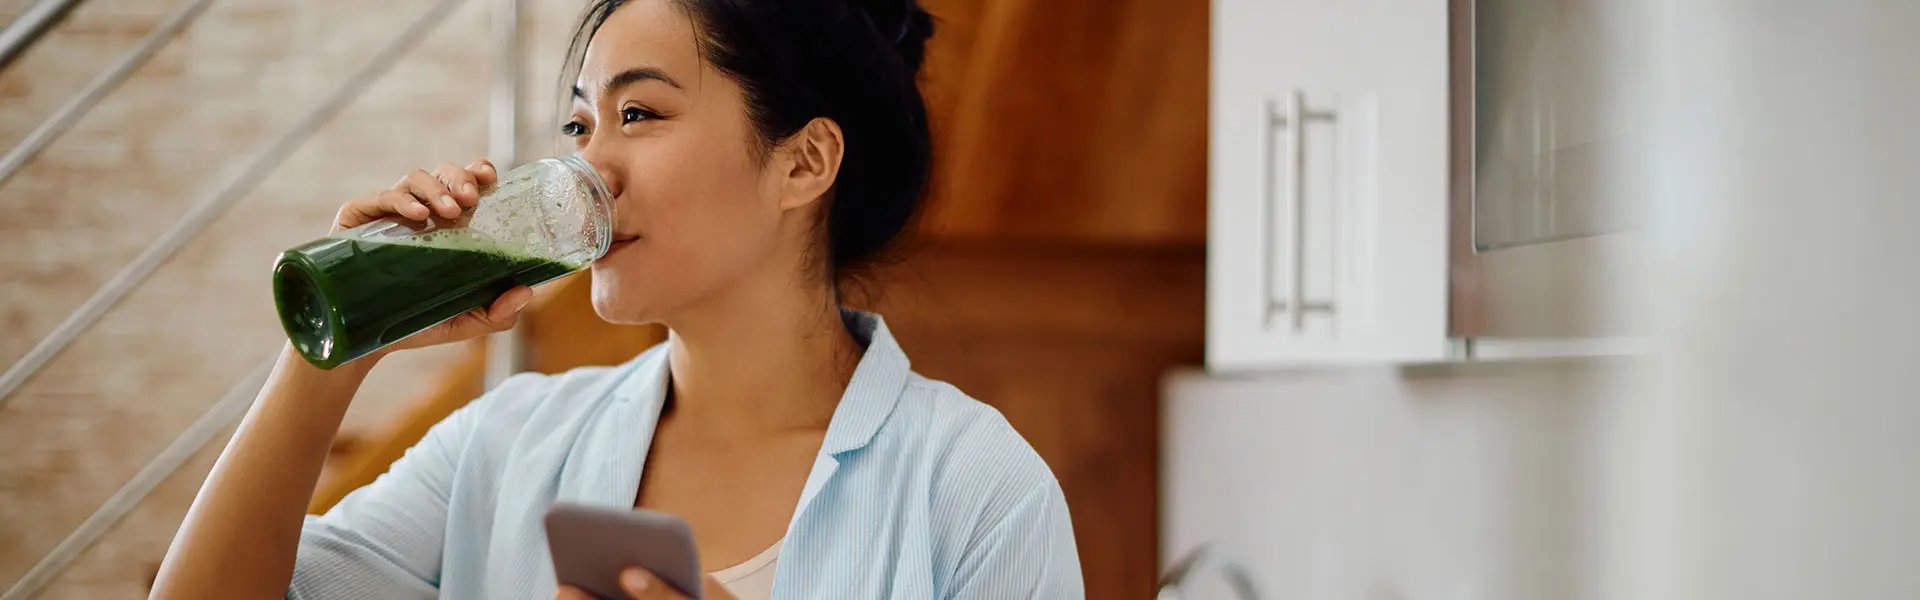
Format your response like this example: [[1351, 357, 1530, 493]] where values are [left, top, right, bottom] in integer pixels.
[[560, 121, 588, 137], [621, 107, 659, 124]]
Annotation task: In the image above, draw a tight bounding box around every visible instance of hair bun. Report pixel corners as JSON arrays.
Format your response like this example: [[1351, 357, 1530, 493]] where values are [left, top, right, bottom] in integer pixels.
[[856, 0, 934, 73]]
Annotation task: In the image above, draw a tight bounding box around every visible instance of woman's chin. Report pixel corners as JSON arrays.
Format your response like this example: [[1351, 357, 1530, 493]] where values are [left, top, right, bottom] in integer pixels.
[[587, 271, 653, 324], [589, 295, 655, 325]]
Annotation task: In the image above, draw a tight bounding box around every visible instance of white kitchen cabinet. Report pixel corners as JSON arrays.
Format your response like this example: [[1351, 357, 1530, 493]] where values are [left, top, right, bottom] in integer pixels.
[[1207, 0, 1451, 369]]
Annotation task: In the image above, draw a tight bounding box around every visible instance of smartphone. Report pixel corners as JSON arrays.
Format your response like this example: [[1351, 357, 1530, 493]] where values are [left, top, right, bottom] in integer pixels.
[[544, 503, 704, 599]]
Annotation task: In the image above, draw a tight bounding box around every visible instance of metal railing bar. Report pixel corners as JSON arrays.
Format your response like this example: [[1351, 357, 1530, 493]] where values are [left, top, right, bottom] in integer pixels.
[[0, 355, 273, 600], [482, 0, 523, 389], [0, 0, 218, 189], [0, 0, 471, 408], [0, 0, 86, 73]]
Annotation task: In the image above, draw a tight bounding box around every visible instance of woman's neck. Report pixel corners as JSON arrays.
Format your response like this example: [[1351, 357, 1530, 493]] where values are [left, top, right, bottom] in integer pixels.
[[660, 276, 860, 440]]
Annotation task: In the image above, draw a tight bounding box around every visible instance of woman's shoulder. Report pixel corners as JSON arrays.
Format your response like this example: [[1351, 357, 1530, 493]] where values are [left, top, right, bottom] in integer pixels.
[[885, 374, 1065, 510], [875, 375, 1082, 591], [462, 364, 616, 422], [459, 345, 665, 431]]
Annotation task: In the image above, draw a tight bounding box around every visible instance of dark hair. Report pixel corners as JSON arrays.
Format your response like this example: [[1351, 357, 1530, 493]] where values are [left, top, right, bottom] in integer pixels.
[[561, 0, 935, 284]]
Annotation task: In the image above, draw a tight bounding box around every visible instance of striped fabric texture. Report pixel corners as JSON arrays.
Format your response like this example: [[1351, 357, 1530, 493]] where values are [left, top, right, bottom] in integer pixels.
[[288, 310, 1084, 599]]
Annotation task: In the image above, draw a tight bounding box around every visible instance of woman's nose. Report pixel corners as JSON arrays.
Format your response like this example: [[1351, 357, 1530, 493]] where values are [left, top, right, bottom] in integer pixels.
[[576, 146, 623, 199]]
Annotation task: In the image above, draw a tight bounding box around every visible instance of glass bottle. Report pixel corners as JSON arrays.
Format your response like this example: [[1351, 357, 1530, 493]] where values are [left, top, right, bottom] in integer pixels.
[[273, 155, 612, 369]]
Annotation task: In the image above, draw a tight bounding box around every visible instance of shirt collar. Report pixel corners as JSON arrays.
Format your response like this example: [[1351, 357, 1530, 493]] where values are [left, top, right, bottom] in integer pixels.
[[820, 309, 911, 455]]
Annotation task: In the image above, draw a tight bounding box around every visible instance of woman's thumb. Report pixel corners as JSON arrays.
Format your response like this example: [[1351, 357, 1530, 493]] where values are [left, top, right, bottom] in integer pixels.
[[439, 288, 530, 341], [489, 287, 534, 322]]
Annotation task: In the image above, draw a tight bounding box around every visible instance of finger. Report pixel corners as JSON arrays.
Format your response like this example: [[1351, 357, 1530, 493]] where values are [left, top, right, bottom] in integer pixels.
[[334, 193, 384, 230], [336, 191, 428, 230], [460, 289, 530, 334], [554, 585, 595, 600], [448, 298, 522, 339], [485, 286, 535, 323], [619, 567, 681, 599], [372, 190, 435, 222], [402, 288, 530, 351], [435, 162, 482, 207], [397, 168, 462, 219], [468, 159, 500, 188]]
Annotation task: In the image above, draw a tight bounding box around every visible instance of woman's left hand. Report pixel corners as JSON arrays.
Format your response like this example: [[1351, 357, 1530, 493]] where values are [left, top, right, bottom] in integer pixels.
[[555, 568, 736, 600]]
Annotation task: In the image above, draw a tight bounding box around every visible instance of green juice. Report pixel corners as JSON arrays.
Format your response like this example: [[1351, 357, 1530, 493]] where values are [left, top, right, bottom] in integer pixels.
[[273, 236, 580, 369]]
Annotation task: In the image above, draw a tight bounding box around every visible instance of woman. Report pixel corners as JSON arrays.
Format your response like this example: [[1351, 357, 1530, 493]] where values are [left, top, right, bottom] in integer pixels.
[[151, 0, 1083, 597]]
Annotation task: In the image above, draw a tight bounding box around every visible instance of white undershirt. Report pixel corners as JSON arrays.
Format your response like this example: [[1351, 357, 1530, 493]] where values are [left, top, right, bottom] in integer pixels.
[[709, 539, 782, 599]]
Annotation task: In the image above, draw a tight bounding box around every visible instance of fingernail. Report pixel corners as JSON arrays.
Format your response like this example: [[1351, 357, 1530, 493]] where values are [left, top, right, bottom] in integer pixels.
[[620, 568, 650, 593], [439, 195, 457, 208], [510, 293, 531, 312], [463, 183, 476, 196]]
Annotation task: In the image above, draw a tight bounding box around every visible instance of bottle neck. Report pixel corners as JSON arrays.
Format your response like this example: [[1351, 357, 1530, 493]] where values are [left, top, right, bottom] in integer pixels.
[[554, 154, 615, 259]]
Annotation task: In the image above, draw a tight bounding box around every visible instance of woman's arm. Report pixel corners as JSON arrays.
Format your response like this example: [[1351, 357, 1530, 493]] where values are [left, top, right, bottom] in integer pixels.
[[150, 349, 378, 598], [151, 159, 521, 599]]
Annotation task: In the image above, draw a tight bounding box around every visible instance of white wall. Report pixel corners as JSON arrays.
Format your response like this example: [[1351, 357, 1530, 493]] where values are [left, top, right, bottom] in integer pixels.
[[1164, 358, 1644, 600], [1646, 1, 1920, 598]]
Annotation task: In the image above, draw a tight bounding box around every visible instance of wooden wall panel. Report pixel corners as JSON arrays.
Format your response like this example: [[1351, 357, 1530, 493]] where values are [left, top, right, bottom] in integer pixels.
[[918, 0, 1211, 244]]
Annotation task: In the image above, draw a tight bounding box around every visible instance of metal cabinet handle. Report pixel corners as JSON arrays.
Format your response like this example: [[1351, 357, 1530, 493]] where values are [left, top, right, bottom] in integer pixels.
[[1261, 91, 1339, 332]]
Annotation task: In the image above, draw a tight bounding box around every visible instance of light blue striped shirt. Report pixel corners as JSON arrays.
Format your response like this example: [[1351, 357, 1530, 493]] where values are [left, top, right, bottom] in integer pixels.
[[289, 311, 1083, 599]]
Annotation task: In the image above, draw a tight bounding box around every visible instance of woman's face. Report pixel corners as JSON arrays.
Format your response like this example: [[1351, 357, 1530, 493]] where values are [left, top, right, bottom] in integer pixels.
[[569, 0, 789, 324]]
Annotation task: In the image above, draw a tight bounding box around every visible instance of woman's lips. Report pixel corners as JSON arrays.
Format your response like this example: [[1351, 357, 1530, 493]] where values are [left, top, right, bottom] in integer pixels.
[[600, 235, 638, 260]]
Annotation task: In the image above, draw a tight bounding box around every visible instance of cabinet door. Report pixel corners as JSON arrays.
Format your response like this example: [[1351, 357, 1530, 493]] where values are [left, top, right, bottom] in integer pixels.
[[1207, 0, 1450, 368]]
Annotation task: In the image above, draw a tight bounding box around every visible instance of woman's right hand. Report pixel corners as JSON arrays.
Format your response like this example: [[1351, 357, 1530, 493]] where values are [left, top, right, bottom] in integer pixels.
[[555, 569, 736, 600], [332, 159, 534, 358]]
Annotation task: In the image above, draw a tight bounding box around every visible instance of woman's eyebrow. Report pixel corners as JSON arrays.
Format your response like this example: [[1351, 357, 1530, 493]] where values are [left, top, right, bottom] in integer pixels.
[[574, 66, 686, 102]]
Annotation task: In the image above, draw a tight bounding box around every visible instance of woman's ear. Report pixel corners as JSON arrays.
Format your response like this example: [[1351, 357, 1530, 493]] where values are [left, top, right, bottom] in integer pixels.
[[775, 117, 844, 211]]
